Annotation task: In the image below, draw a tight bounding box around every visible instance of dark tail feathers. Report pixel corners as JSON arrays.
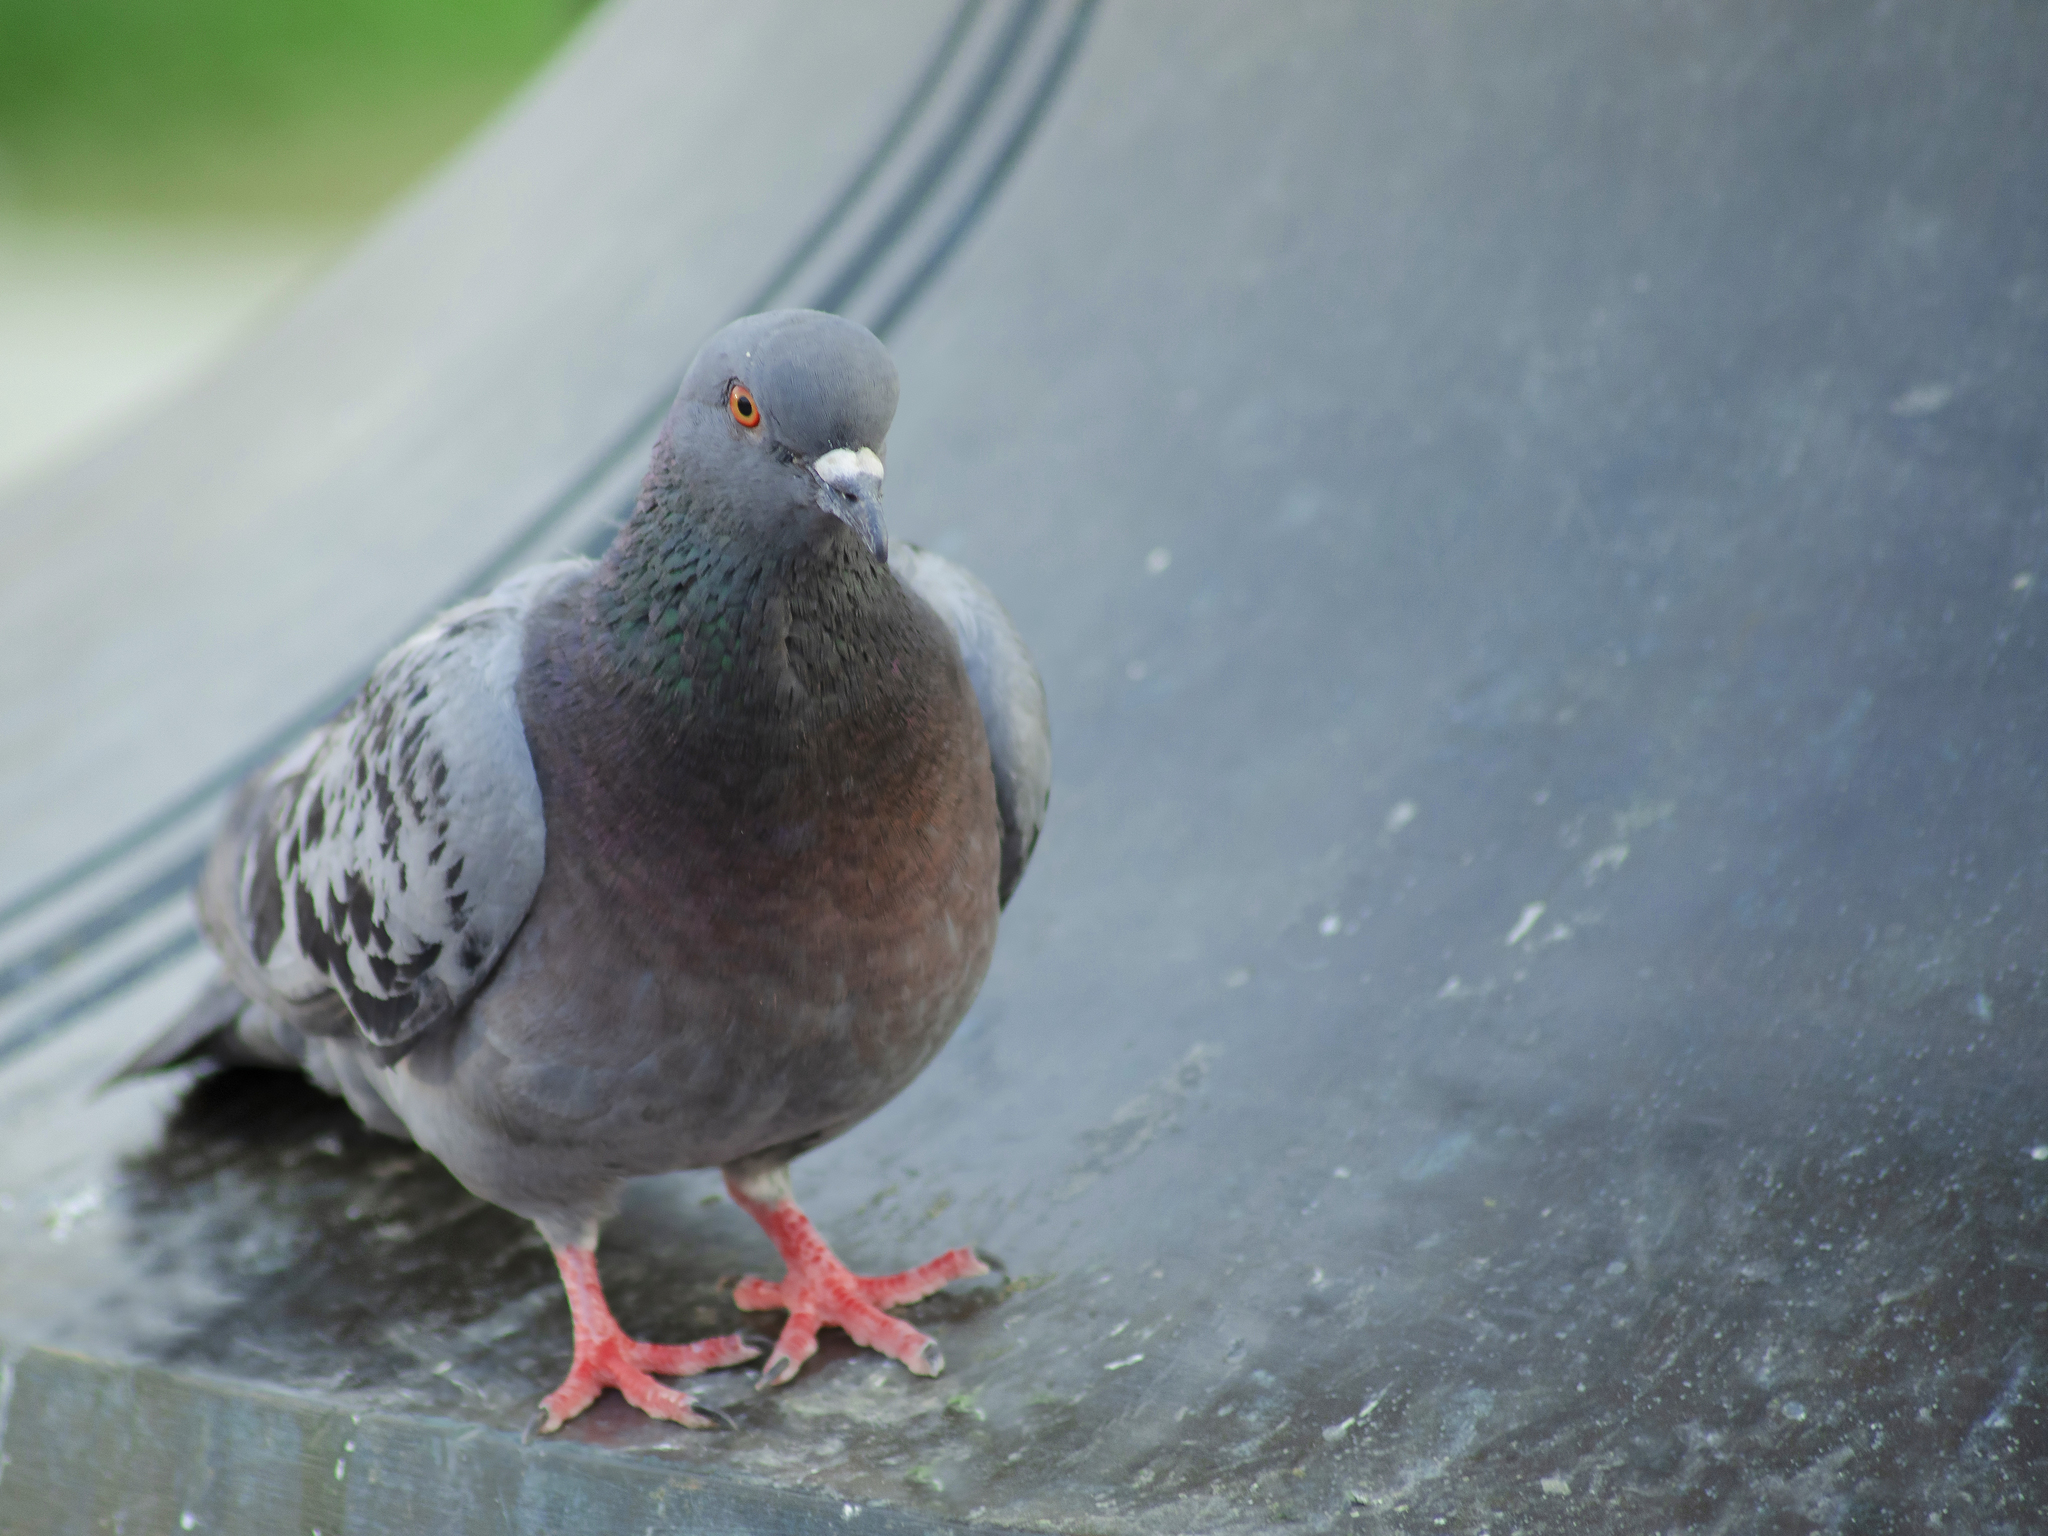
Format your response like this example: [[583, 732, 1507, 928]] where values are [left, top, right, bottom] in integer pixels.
[[104, 970, 249, 1087]]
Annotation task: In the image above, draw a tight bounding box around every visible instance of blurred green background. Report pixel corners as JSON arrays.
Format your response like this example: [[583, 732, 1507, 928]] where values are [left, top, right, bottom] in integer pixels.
[[0, 0, 594, 219], [0, 0, 592, 496]]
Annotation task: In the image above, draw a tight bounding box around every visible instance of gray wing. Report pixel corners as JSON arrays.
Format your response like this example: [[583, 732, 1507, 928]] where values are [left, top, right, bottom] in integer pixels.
[[201, 559, 590, 1062], [891, 541, 1051, 905]]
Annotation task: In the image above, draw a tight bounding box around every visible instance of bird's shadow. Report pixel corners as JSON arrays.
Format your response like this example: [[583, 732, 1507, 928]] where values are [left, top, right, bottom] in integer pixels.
[[114, 1067, 771, 1421]]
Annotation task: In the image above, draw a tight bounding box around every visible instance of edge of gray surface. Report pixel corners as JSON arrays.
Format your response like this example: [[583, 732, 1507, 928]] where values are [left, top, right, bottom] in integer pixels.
[[0, 1344, 1019, 1536]]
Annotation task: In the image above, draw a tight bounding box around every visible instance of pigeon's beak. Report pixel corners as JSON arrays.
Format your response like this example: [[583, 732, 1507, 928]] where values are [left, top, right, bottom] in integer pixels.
[[812, 447, 888, 565]]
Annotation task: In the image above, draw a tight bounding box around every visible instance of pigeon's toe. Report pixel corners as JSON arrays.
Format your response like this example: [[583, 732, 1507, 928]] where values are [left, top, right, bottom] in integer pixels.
[[756, 1347, 806, 1391], [742, 1279, 946, 1387], [628, 1331, 761, 1377], [540, 1337, 738, 1433], [728, 1175, 988, 1387], [539, 1245, 755, 1431]]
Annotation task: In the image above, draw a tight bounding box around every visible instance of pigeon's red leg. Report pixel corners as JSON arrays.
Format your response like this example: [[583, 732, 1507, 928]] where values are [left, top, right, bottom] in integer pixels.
[[725, 1163, 988, 1389], [538, 1244, 761, 1432]]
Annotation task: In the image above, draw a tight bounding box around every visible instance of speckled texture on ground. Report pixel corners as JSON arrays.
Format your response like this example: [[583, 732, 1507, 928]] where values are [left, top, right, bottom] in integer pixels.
[[3, 1, 2047, 1532]]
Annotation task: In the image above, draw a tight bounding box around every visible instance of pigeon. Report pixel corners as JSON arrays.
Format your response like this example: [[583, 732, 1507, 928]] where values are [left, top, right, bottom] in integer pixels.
[[117, 309, 1051, 1433]]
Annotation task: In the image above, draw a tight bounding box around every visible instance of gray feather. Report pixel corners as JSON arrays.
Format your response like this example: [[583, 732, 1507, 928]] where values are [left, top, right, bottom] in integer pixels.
[[205, 559, 588, 1063], [891, 541, 1051, 905]]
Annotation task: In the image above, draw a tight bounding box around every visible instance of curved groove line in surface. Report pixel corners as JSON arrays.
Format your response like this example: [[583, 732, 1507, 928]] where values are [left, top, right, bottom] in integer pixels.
[[0, 852, 207, 1007], [0, 927, 204, 1074], [742, 0, 991, 317], [809, 0, 1048, 317], [872, 0, 1100, 340]]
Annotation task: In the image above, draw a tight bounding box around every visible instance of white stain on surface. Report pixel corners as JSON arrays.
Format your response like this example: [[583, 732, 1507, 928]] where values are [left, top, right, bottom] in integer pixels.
[[1540, 1476, 1571, 1497], [1145, 547, 1172, 574], [1385, 800, 1418, 834], [45, 1185, 102, 1242], [1505, 902, 1545, 945], [1584, 844, 1629, 880], [1612, 800, 1675, 837], [1327, 1388, 1387, 1441], [1890, 382, 1953, 416], [1436, 976, 1494, 1002]]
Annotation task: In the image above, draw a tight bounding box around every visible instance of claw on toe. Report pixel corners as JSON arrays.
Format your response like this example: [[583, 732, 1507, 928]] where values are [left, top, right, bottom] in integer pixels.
[[723, 1171, 988, 1390], [538, 1329, 758, 1432], [538, 1244, 761, 1432]]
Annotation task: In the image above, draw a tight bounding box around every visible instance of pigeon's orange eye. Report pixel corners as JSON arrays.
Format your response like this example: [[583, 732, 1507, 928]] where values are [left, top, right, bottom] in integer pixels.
[[728, 383, 761, 429]]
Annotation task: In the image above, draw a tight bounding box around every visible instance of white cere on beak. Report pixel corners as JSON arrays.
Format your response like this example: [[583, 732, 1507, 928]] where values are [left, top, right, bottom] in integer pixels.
[[813, 447, 885, 490]]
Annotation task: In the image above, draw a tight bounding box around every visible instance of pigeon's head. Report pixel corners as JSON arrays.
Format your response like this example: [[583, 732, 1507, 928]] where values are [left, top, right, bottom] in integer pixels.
[[665, 309, 898, 565]]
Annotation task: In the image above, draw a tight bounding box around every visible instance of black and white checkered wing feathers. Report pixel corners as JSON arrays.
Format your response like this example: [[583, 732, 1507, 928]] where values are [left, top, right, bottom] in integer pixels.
[[208, 560, 587, 1061]]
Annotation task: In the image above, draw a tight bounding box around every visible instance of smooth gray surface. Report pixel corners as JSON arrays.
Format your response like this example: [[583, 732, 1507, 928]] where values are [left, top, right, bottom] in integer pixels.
[[4, 2, 2048, 1532]]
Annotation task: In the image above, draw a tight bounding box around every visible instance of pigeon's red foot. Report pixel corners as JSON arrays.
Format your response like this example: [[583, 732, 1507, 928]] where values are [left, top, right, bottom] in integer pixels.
[[725, 1169, 988, 1389], [538, 1244, 761, 1432]]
